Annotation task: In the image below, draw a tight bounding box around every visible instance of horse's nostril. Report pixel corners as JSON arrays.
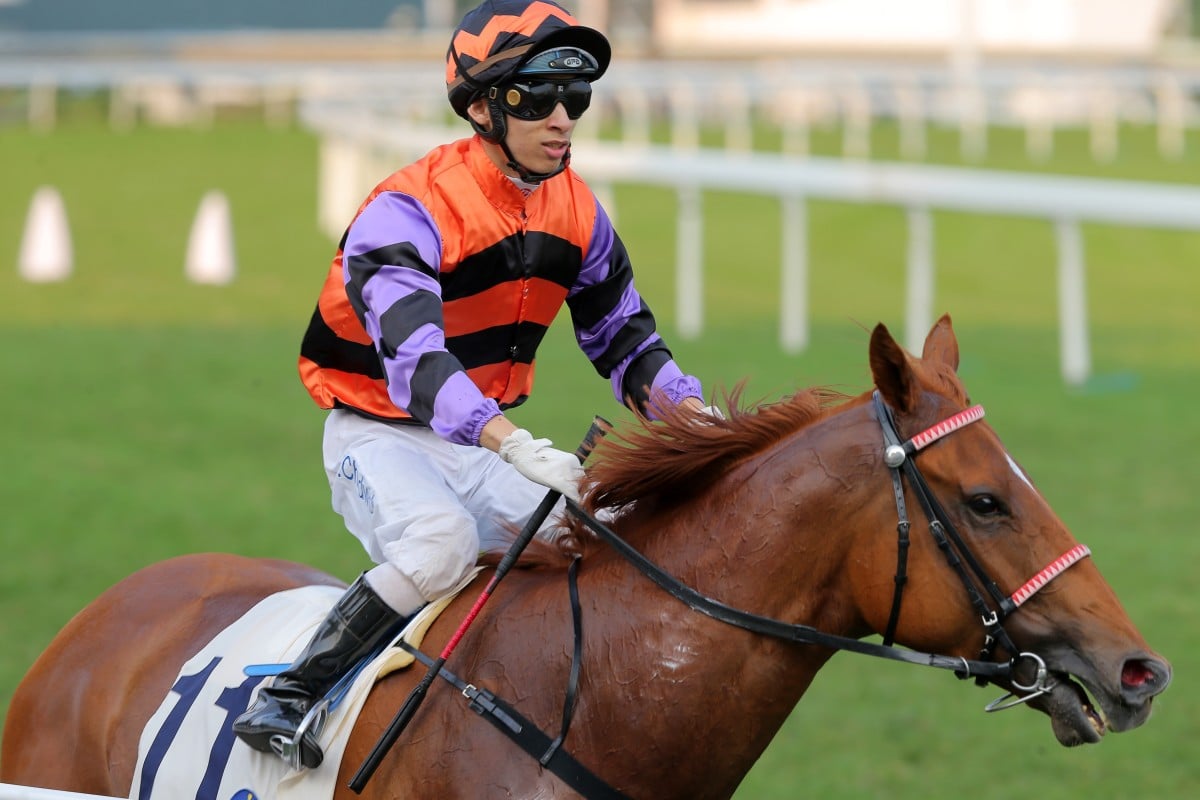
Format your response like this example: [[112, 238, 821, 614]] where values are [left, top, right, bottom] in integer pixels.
[[1122, 659, 1153, 688], [1122, 657, 1170, 695]]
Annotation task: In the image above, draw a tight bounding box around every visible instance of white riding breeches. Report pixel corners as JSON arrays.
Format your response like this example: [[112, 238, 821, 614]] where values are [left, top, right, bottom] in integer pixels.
[[322, 409, 564, 614]]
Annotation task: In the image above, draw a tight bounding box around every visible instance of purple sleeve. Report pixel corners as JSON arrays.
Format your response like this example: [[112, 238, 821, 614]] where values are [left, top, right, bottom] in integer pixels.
[[568, 198, 703, 413], [611, 350, 703, 411], [344, 191, 502, 445]]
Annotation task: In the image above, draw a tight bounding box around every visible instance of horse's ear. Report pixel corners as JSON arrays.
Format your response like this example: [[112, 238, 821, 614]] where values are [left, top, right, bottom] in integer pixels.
[[869, 322, 918, 413], [921, 313, 960, 372]]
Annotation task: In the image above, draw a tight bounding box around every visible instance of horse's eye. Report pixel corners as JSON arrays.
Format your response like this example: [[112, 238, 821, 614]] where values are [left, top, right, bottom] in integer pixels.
[[967, 494, 1003, 516]]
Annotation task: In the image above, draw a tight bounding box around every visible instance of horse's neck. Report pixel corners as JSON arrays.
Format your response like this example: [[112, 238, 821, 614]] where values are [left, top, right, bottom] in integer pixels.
[[621, 404, 879, 636], [572, 404, 882, 794]]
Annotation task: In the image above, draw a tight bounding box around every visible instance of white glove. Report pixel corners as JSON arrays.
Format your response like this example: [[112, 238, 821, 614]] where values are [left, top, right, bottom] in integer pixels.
[[700, 404, 725, 420], [498, 429, 585, 502]]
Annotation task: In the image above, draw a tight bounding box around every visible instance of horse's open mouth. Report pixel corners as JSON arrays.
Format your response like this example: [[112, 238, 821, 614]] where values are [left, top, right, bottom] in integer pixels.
[[1042, 674, 1108, 746]]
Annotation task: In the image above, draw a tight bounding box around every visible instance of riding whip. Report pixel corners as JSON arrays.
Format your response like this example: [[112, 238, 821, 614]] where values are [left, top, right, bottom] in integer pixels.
[[349, 415, 611, 793]]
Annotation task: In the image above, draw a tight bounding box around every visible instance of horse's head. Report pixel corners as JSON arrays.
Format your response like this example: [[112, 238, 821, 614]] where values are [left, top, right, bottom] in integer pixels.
[[866, 314, 1171, 747]]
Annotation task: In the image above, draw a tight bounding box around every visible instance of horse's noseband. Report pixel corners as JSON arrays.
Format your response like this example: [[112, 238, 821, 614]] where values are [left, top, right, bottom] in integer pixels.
[[871, 391, 1091, 709]]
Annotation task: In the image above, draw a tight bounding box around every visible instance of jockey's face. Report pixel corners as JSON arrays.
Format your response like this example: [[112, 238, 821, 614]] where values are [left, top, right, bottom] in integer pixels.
[[468, 95, 578, 179]]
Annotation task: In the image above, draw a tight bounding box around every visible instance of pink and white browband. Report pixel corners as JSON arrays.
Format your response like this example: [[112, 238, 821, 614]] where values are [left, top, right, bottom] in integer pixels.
[[1009, 544, 1092, 608], [910, 404, 986, 451]]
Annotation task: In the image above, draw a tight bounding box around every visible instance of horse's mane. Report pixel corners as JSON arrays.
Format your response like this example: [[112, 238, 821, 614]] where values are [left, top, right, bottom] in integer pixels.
[[554, 385, 849, 550], [593, 386, 846, 505], [478, 384, 851, 571]]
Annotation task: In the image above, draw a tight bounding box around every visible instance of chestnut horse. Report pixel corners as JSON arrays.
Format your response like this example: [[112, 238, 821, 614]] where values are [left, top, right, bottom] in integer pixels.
[[1, 316, 1171, 799]]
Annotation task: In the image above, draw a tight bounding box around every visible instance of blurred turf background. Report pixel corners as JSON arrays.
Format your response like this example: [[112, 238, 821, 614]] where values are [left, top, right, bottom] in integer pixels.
[[0, 109, 1196, 798]]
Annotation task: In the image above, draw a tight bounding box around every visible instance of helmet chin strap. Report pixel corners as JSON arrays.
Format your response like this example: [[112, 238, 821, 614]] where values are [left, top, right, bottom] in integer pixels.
[[501, 139, 569, 183], [474, 99, 568, 183]]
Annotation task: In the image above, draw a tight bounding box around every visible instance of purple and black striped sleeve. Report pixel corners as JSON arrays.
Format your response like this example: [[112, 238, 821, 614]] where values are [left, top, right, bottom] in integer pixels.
[[567, 198, 702, 415], [342, 191, 502, 446]]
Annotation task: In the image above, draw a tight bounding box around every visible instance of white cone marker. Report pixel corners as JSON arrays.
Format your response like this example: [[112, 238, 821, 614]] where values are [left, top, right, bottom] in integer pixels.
[[18, 186, 73, 282], [185, 190, 236, 285]]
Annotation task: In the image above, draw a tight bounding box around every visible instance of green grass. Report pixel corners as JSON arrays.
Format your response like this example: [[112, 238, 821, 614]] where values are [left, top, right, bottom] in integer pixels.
[[1, 113, 1197, 798]]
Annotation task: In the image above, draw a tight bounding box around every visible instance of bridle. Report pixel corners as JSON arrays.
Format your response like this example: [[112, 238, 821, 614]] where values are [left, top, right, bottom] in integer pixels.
[[870, 391, 1091, 709], [566, 392, 1092, 710]]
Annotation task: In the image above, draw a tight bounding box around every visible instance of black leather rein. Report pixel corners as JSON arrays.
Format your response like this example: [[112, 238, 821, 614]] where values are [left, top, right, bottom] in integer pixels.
[[562, 494, 1013, 682]]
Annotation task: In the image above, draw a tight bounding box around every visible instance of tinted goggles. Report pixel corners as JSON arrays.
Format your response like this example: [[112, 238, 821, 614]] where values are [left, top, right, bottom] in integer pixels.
[[494, 79, 592, 120]]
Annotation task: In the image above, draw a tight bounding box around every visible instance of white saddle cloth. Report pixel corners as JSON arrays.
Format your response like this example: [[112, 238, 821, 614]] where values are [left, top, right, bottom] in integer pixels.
[[128, 569, 480, 800]]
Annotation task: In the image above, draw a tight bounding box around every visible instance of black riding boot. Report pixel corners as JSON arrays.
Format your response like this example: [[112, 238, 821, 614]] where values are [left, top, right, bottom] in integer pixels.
[[232, 574, 408, 769]]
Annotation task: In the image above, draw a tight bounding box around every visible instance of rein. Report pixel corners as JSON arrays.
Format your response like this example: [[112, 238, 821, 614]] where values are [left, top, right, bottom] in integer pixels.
[[565, 497, 1010, 679]]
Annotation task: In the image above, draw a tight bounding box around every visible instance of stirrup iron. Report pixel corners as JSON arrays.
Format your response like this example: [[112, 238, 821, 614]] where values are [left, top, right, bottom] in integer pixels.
[[268, 699, 329, 770]]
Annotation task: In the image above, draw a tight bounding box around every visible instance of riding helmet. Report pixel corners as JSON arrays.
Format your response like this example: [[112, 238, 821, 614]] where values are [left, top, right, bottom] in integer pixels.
[[446, 0, 612, 120]]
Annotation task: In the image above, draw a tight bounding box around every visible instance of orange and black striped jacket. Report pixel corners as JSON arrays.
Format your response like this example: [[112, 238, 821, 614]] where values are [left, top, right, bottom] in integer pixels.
[[299, 134, 700, 446]]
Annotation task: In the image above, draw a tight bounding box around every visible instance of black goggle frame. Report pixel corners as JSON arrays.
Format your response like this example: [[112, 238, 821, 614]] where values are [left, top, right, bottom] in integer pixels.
[[491, 79, 593, 121]]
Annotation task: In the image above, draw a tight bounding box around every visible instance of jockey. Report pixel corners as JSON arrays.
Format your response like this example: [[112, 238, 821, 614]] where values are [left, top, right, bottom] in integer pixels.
[[233, 0, 708, 769]]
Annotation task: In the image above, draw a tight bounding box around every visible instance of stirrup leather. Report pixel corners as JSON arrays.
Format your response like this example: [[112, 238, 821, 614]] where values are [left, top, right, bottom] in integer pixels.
[[268, 698, 329, 770]]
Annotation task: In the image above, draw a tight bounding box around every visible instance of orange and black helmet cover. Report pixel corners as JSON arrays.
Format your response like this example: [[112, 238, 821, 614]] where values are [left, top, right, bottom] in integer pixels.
[[446, 0, 611, 119]]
